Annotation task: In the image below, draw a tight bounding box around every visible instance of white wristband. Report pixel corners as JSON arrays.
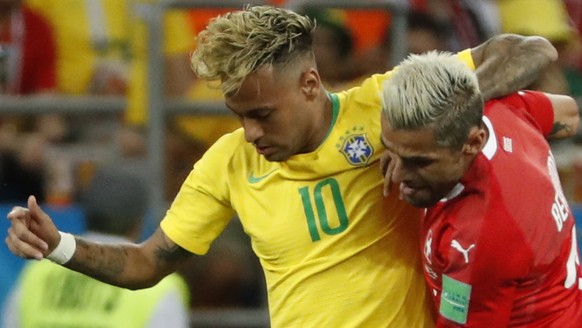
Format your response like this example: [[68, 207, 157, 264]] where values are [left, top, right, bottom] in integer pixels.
[[46, 231, 76, 264]]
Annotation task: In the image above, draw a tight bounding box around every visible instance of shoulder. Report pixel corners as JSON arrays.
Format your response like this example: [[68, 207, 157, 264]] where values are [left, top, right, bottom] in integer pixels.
[[331, 72, 394, 121], [191, 128, 256, 182]]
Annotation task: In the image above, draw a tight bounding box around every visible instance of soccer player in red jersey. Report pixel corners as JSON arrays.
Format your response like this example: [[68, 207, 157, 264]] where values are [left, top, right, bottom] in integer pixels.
[[380, 51, 582, 327]]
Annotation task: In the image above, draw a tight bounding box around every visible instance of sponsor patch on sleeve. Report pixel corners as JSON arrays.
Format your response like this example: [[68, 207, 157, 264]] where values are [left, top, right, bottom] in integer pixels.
[[440, 274, 472, 324]]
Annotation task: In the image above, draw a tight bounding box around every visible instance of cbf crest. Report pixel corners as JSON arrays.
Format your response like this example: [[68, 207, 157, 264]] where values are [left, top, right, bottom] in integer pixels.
[[336, 127, 374, 166]]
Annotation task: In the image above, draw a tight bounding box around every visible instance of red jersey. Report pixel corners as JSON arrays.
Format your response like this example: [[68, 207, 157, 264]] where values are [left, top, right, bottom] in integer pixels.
[[422, 91, 582, 327], [0, 6, 56, 94]]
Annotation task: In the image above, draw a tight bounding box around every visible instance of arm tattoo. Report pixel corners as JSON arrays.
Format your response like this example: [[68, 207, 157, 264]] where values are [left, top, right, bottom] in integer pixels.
[[550, 121, 572, 137], [66, 238, 128, 284], [477, 35, 555, 101], [153, 238, 191, 268]]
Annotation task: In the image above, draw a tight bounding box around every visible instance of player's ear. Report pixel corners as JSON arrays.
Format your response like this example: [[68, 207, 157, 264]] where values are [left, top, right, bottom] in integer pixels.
[[301, 68, 320, 99], [462, 126, 486, 155]]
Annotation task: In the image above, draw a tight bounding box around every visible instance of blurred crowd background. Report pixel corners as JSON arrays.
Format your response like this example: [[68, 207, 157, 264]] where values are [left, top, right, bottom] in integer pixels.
[[1, 0, 582, 327]]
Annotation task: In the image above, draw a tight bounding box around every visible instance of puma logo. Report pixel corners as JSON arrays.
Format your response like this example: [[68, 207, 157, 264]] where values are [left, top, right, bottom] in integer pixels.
[[451, 240, 475, 264]]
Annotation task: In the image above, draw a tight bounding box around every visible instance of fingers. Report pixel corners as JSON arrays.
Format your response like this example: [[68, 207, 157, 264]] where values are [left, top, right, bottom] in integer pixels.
[[6, 206, 28, 221], [380, 151, 395, 197], [6, 220, 47, 260], [28, 195, 46, 224], [6, 196, 52, 260], [380, 151, 390, 176], [26, 195, 60, 252], [383, 158, 395, 198]]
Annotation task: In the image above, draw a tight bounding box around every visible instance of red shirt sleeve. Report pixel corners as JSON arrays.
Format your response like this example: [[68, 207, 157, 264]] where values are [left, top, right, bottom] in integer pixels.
[[499, 91, 555, 137]]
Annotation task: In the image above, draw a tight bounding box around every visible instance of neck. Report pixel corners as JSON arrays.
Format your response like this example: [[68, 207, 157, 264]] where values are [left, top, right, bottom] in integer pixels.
[[303, 89, 333, 152]]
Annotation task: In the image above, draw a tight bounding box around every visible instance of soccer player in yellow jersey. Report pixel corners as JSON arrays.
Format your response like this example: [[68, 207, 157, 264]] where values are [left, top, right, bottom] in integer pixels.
[[5, 6, 559, 327]]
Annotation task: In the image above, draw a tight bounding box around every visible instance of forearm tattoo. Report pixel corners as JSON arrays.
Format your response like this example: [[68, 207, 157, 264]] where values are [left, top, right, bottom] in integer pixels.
[[550, 121, 572, 137], [480, 57, 544, 101], [153, 236, 191, 268], [478, 36, 552, 101], [66, 238, 127, 284]]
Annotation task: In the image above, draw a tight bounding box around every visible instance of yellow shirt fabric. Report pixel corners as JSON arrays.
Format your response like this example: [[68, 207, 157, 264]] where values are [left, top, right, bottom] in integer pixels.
[[498, 0, 575, 42], [161, 49, 474, 327]]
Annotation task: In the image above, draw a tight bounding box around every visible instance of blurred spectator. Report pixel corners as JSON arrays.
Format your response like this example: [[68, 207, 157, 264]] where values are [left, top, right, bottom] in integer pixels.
[[496, 0, 576, 95], [25, 0, 196, 201], [364, 10, 452, 76], [1, 167, 191, 328], [304, 8, 359, 89], [25, 0, 193, 99], [0, 0, 60, 203], [401, 10, 452, 55], [342, 9, 391, 76], [0, 0, 55, 94]]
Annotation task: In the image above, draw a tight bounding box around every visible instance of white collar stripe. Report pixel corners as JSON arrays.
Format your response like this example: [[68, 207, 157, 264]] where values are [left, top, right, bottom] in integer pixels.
[[481, 116, 497, 160]]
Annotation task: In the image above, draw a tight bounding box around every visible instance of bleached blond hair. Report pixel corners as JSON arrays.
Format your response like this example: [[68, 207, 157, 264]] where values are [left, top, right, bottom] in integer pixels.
[[191, 5, 316, 97], [381, 51, 484, 149]]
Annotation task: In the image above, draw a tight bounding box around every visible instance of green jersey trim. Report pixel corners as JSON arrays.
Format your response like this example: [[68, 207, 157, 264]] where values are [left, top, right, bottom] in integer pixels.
[[325, 92, 340, 140]]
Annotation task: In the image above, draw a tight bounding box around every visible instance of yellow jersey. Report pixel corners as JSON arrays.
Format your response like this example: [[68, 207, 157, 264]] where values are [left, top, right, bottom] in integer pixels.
[[161, 49, 475, 327]]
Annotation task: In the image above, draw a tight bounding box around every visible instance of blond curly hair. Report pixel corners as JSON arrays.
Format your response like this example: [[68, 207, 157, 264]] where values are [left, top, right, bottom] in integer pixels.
[[191, 6, 316, 97]]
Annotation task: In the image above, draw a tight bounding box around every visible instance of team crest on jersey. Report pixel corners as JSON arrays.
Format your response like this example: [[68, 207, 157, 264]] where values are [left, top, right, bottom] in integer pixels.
[[336, 127, 374, 166]]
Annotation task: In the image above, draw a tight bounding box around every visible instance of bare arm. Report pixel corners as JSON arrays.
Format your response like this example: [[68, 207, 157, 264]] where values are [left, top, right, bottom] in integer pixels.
[[471, 34, 558, 101], [527, 63, 569, 95], [545, 93, 580, 139], [66, 228, 191, 290], [6, 196, 192, 290]]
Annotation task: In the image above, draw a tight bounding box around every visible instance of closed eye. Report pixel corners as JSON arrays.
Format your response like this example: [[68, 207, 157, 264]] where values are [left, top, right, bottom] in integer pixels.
[[402, 156, 433, 168], [248, 110, 272, 120]]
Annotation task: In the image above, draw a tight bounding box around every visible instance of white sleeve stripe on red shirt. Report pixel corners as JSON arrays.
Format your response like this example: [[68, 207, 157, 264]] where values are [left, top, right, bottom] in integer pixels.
[[481, 116, 497, 160]]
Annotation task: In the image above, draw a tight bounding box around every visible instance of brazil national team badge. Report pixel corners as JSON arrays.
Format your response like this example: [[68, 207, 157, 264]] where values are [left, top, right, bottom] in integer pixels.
[[337, 129, 374, 166]]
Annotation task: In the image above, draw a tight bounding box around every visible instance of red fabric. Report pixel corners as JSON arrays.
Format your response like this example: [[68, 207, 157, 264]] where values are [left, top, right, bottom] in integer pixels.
[[493, 91, 555, 137], [447, 0, 481, 49], [18, 6, 56, 94], [422, 91, 582, 327]]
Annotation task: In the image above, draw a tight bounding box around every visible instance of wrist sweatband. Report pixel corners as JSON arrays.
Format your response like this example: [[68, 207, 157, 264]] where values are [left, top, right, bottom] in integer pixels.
[[46, 231, 76, 264]]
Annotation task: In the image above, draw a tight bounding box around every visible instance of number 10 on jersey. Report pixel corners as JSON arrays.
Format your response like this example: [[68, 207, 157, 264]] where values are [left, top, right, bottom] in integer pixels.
[[299, 178, 350, 242]]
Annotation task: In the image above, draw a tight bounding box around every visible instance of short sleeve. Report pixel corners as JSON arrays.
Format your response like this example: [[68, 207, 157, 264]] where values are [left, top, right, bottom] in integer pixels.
[[501, 91, 555, 136], [160, 133, 237, 255], [455, 49, 476, 71]]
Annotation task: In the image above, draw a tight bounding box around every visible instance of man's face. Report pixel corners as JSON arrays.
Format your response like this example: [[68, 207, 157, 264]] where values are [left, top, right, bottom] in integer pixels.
[[380, 115, 468, 208], [225, 64, 319, 162]]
